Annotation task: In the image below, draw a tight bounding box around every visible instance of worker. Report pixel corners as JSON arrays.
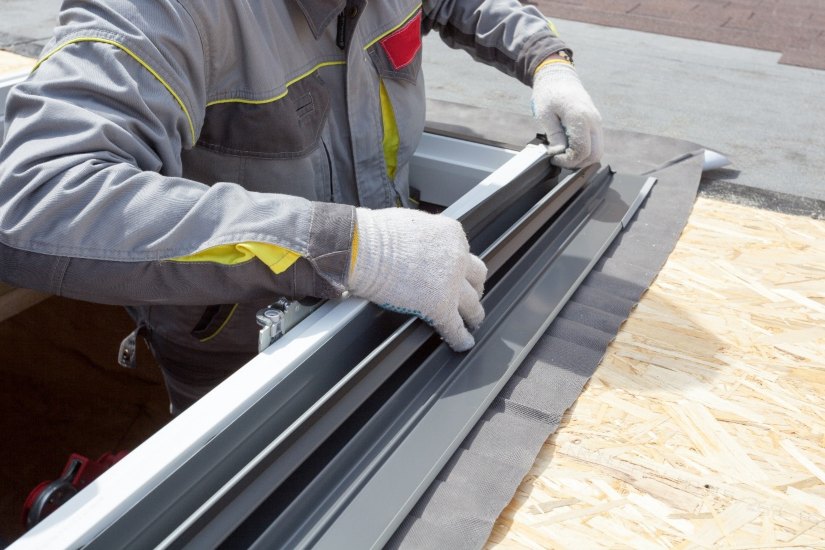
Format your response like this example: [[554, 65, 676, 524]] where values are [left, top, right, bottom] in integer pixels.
[[0, 1, 602, 413]]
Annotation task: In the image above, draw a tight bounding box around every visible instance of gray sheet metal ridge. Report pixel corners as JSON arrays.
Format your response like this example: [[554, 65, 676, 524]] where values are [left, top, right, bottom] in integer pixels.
[[308, 173, 652, 550], [253, 171, 610, 544]]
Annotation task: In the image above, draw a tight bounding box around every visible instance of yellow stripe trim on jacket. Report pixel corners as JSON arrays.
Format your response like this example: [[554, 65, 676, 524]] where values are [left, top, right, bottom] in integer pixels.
[[34, 37, 197, 144], [350, 226, 359, 276], [379, 80, 399, 181], [171, 242, 301, 274], [198, 303, 239, 343], [547, 19, 560, 36], [206, 61, 346, 106], [364, 4, 423, 50], [534, 58, 573, 75]]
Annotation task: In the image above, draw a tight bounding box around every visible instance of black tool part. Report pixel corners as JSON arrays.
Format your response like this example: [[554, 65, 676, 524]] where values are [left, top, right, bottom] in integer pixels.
[[26, 459, 82, 529]]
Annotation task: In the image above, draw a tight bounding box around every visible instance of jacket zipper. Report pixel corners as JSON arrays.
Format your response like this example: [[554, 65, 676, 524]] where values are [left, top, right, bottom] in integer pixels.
[[336, 12, 346, 50], [322, 140, 334, 202]]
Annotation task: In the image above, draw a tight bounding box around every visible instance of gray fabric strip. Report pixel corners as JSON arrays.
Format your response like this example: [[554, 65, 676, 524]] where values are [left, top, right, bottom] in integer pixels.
[[388, 129, 705, 549], [306, 201, 356, 293]]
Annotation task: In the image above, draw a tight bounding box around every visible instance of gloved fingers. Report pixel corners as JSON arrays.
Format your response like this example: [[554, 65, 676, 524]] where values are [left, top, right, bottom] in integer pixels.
[[465, 254, 488, 297], [587, 123, 605, 166], [434, 309, 476, 352], [540, 114, 567, 157], [458, 279, 485, 331], [574, 118, 605, 168], [551, 116, 592, 169]]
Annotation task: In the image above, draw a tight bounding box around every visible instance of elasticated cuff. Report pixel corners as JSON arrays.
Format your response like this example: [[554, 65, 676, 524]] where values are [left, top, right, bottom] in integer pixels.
[[306, 201, 357, 293]]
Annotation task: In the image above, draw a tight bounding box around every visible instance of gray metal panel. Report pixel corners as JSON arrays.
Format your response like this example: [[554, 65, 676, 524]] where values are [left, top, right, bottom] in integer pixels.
[[409, 132, 517, 207], [310, 175, 653, 550]]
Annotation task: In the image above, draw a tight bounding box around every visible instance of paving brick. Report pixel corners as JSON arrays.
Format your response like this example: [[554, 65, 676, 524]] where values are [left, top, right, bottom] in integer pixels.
[[783, 0, 825, 9], [723, 0, 766, 7], [724, 13, 821, 47], [664, 6, 745, 29], [530, 0, 637, 18], [685, 4, 754, 26], [577, 0, 642, 14], [752, 6, 814, 26], [805, 12, 825, 29], [780, 38, 825, 71], [630, 1, 700, 20]]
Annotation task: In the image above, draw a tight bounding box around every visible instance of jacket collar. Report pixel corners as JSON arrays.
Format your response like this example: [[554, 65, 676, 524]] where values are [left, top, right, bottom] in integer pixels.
[[293, 0, 347, 38]]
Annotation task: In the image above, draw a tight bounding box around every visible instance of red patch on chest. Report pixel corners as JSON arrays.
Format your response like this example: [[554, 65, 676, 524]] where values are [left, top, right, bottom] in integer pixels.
[[380, 11, 422, 70]]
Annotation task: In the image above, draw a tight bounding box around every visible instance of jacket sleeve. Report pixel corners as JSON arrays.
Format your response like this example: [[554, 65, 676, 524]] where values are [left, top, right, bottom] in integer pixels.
[[0, 2, 354, 306], [422, 0, 568, 86]]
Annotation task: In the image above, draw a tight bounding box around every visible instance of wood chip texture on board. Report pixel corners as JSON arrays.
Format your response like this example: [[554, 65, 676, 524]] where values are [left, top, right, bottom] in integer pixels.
[[487, 197, 825, 549], [0, 50, 34, 73]]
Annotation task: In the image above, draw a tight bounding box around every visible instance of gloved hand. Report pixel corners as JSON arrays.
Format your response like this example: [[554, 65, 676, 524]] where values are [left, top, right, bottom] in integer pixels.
[[348, 207, 487, 352], [532, 61, 603, 168]]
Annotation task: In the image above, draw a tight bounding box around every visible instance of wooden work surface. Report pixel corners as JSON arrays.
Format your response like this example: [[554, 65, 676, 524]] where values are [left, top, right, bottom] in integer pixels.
[[487, 197, 825, 548]]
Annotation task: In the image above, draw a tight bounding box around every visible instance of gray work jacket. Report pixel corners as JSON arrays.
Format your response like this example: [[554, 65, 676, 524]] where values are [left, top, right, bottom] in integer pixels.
[[0, 0, 565, 341]]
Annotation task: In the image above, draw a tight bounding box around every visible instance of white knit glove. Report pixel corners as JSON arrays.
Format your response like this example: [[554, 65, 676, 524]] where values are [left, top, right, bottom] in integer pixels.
[[348, 207, 487, 352], [532, 62, 603, 168]]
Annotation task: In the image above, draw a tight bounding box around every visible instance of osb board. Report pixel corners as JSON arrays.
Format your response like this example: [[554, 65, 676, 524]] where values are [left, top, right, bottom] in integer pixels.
[[487, 197, 825, 549], [0, 50, 34, 74]]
